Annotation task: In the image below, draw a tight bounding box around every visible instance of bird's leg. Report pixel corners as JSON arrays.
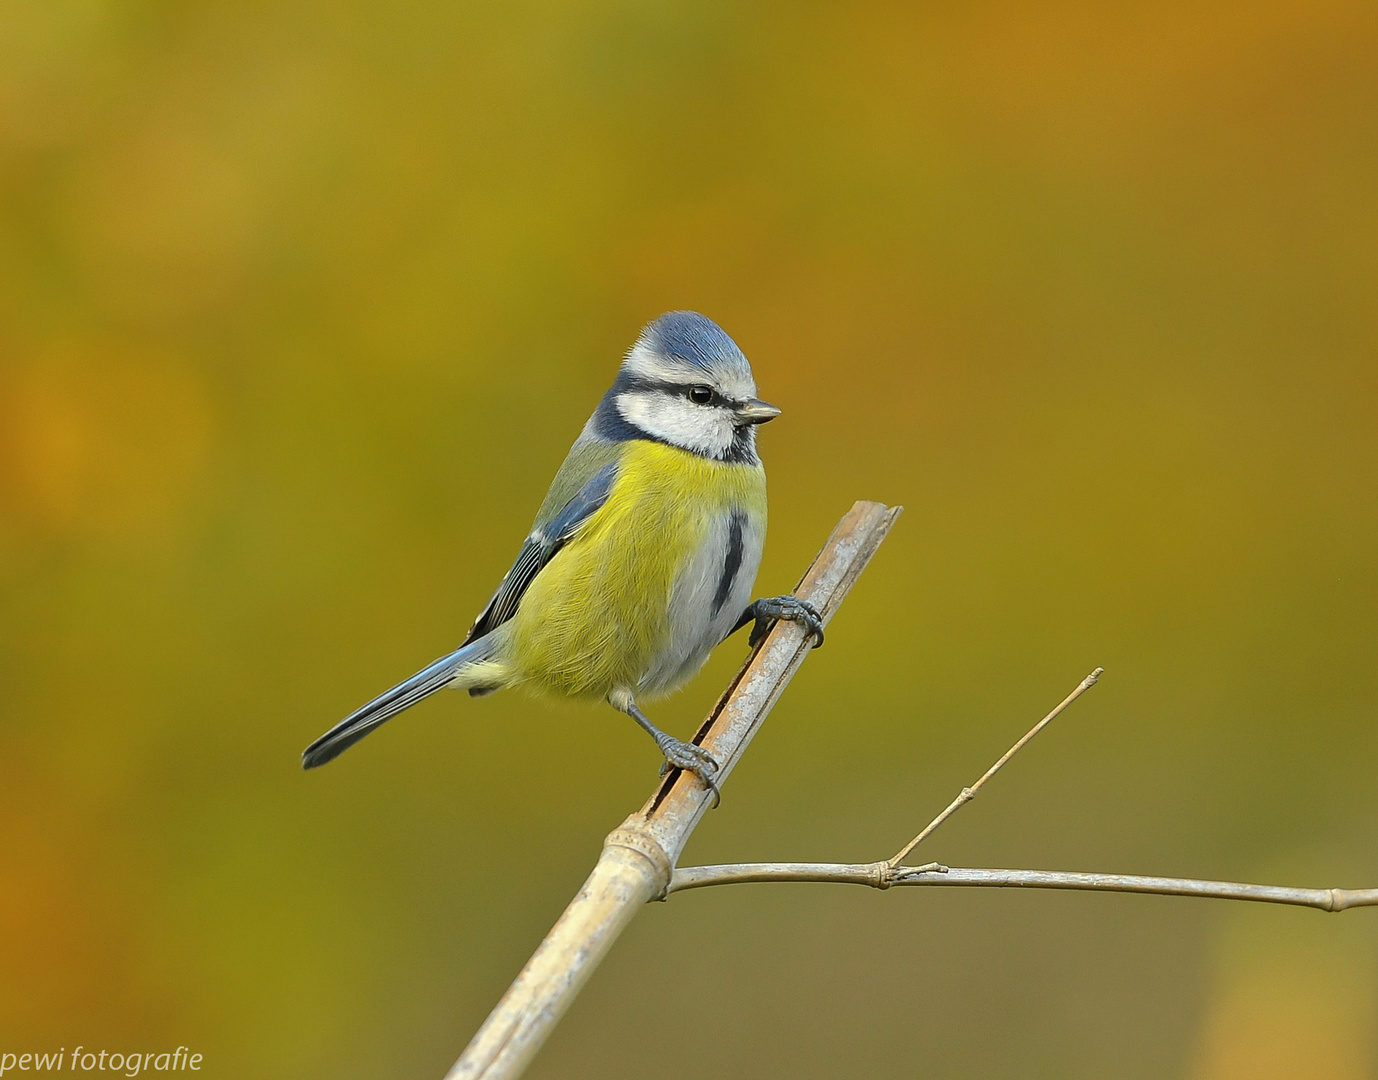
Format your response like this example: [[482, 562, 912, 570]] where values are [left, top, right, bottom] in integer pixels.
[[610, 688, 720, 807], [731, 595, 826, 649]]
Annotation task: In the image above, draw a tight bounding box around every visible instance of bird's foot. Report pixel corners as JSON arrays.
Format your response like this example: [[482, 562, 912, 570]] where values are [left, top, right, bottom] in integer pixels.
[[749, 595, 825, 649], [656, 735, 721, 807]]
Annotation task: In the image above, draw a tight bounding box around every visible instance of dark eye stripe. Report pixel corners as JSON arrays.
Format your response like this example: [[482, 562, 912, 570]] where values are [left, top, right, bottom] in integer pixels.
[[614, 366, 744, 405]]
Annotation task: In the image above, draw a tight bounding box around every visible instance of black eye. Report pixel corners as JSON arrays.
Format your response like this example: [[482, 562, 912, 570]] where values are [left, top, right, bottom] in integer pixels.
[[687, 385, 713, 405]]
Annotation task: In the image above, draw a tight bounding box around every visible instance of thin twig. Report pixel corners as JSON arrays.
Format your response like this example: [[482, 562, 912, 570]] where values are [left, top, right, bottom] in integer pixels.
[[666, 862, 1378, 912], [669, 669, 1378, 910], [445, 501, 902, 1080], [888, 667, 1104, 868]]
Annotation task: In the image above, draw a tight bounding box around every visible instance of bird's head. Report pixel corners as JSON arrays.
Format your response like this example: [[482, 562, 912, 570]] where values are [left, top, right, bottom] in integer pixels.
[[603, 311, 779, 463]]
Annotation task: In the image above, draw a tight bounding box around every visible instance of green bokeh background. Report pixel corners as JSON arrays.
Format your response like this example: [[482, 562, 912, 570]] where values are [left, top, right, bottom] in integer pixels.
[[3, 2, 1376, 1077]]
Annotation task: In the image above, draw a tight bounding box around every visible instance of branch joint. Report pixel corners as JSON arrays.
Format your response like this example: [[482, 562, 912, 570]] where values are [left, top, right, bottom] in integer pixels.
[[604, 824, 674, 901], [868, 861, 896, 889]]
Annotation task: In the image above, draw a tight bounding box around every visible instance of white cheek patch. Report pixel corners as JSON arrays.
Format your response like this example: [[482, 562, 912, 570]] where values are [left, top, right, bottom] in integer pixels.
[[616, 392, 736, 458]]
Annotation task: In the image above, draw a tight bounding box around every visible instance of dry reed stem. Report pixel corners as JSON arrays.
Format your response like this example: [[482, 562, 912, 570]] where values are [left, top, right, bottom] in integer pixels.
[[445, 502, 1378, 1080], [444, 500, 902, 1080]]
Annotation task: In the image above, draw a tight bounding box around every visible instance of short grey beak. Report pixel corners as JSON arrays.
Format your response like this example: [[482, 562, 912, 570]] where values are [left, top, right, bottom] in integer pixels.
[[734, 398, 782, 425]]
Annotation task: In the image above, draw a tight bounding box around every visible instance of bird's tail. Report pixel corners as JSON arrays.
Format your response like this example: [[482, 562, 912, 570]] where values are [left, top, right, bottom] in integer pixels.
[[301, 637, 504, 769]]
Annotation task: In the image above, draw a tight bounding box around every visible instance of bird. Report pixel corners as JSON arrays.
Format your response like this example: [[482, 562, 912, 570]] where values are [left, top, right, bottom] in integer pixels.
[[301, 311, 823, 800]]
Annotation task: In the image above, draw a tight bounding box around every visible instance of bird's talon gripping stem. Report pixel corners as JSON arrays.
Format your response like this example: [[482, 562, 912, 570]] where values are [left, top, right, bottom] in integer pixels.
[[747, 595, 825, 649], [617, 692, 722, 807], [656, 734, 721, 808]]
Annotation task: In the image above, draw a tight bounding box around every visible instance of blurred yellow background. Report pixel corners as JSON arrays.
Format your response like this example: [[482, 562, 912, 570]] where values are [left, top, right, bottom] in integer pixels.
[[2, 2, 1376, 1077]]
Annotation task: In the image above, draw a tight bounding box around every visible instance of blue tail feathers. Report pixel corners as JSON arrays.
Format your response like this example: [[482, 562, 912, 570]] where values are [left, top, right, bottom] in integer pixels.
[[301, 638, 497, 769]]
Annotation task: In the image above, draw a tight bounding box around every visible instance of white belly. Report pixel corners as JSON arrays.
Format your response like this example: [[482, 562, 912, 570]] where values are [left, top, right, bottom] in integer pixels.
[[638, 506, 765, 696]]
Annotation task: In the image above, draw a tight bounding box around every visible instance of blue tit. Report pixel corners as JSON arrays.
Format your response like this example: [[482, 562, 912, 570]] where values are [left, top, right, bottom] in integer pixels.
[[302, 311, 823, 799]]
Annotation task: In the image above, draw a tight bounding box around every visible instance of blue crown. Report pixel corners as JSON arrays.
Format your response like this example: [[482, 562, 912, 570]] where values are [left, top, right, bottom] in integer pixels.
[[642, 311, 750, 376]]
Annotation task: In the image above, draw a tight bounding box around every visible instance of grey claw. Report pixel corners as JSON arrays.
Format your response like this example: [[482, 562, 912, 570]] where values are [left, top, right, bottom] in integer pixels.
[[657, 736, 721, 807], [749, 595, 825, 649]]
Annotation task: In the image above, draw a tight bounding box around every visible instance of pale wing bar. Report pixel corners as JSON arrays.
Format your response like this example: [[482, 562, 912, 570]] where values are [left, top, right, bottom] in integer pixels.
[[463, 461, 619, 644]]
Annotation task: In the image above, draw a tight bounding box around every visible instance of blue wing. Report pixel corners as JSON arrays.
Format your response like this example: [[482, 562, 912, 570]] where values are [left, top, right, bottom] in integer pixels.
[[301, 458, 620, 770], [462, 459, 619, 645]]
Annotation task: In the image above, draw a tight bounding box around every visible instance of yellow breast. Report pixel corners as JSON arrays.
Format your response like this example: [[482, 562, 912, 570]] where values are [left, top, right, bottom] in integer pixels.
[[502, 440, 766, 700]]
